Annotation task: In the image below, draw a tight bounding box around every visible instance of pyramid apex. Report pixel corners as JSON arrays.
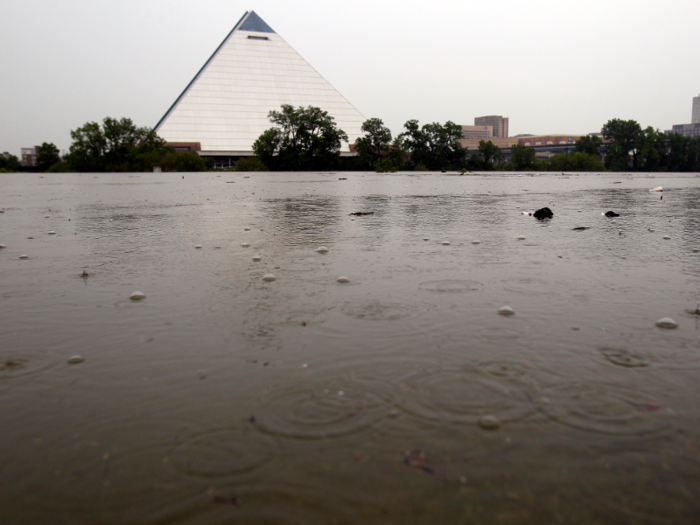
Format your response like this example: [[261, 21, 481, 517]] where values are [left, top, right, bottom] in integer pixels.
[[237, 10, 275, 33]]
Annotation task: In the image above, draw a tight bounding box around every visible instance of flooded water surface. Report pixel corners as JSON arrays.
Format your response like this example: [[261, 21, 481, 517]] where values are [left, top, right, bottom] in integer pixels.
[[2, 171, 700, 524]]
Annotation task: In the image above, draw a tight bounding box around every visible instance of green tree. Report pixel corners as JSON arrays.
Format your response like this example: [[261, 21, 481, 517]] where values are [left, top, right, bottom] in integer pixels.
[[507, 144, 537, 171], [0, 152, 20, 172], [574, 135, 603, 156], [396, 119, 466, 170], [472, 140, 505, 171], [252, 105, 348, 171], [36, 142, 62, 172], [66, 117, 166, 172], [544, 152, 606, 172], [602, 119, 642, 171], [355, 118, 393, 170]]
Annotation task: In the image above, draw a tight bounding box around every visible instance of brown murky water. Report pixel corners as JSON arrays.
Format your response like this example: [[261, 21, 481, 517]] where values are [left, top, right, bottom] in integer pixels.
[[2, 171, 700, 524]]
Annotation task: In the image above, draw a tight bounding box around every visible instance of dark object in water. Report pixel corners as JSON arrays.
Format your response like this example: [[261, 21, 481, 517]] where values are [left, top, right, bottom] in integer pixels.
[[605, 211, 620, 217], [349, 212, 374, 216], [213, 495, 241, 507], [404, 449, 434, 474], [572, 227, 591, 231], [533, 207, 553, 220], [339, 177, 347, 180]]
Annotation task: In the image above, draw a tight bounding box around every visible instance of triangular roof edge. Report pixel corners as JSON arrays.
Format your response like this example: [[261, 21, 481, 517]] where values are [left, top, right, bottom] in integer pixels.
[[155, 10, 266, 131]]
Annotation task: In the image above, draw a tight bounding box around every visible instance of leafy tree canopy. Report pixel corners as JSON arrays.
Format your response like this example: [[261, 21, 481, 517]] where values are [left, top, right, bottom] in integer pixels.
[[37, 142, 61, 172], [355, 118, 393, 170], [507, 144, 538, 171], [252, 105, 348, 171], [64, 117, 203, 172], [574, 135, 603, 156], [602, 118, 642, 170], [396, 119, 466, 171], [0, 152, 20, 172]]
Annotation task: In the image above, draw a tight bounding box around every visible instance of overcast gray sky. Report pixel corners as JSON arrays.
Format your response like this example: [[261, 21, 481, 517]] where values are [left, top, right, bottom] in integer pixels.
[[2, 0, 699, 155]]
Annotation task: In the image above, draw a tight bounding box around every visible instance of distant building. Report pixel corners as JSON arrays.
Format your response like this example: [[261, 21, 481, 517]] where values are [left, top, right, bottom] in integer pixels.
[[474, 116, 509, 138], [21, 147, 38, 167], [517, 135, 580, 147], [460, 125, 493, 140], [665, 93, 700, 137], [668, 123, 700, 138]]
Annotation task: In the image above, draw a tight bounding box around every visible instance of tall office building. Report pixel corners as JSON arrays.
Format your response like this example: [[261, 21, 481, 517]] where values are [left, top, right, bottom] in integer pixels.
[[156, 11, 366, 157], [693, 93, 700, 124], [474, 116, 509, 138]]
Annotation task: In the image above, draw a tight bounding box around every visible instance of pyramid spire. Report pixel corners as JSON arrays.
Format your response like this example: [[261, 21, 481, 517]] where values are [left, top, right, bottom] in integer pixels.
[[155, 11, 365, 157]]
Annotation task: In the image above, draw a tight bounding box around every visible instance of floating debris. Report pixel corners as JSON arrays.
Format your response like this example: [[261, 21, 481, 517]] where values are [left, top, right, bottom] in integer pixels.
[[244, 228, 250, 231], [316, 246, 329, 254], [195, 245, 202, 249], [0, 244, 5, 249], [48, 231, 56, 235], [337, 276, 350, 283], [656, 317, 678, 329], [129, 291, 146, 300], [67, 355, 85, 365], [19, 254, 28, 259], [572, 227, 591, 231], [517, 235, 526, 240], [498, 306, 515, 316], [663, 236, 671, 240], [478, 415, 501, 430], [241, 243, 250, 247], [252, 255, 262, 262], [349, 212, 374, 216], [404, 449, 434, 474], [604, 211, 620, 217], [442, 241, 451, 246], [533, 207, 553, 220], [81, 270, 89, 278], [262, 274, 276, 282], [650, 186, 663, 192], [471, 240, 481, 245]]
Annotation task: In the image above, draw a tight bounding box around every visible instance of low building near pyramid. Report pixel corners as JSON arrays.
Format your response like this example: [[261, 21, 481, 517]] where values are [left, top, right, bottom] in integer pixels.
[[155, 11, 366, 166]]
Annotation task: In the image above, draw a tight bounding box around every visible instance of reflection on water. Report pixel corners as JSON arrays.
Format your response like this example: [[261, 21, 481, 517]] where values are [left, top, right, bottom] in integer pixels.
[[1, 171, 700, 524]]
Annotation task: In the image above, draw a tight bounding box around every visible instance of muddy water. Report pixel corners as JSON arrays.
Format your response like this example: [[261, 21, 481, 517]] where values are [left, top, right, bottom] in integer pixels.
[[1, 171, 700, 524]]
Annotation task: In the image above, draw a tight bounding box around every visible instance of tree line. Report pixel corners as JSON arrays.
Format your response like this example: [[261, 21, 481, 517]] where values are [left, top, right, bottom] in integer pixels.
[[2, 109, 699, 173]]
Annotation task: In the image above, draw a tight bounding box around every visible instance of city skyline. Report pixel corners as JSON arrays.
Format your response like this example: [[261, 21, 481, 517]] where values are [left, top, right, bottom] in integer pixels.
[[1, 0, 699, 155]]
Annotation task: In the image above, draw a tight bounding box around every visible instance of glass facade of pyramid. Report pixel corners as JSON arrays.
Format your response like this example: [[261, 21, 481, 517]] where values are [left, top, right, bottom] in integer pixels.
[[155, 11, 365, 160]]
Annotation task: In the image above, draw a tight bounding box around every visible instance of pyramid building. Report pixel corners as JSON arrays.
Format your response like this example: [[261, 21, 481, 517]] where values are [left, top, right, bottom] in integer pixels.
[[155, 11, 366, 159]]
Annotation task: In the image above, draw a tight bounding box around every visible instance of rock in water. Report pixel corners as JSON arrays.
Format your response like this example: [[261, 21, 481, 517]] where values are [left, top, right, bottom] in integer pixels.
[[604, 211, 620, 217], [656, 318, 678, 329], [533, 207, 553, 220]]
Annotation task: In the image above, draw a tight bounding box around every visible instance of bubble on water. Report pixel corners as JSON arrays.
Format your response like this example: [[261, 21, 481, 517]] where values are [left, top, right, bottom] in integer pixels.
[[67, 355, 85, 365], [195, 245, 202, 249], [517, 235, 526, 240], [129, 291, 146, 300], [262, 274, 276, 282], [316, 246, 329, 254], [478, 415, 501, 430], [19, 254, 28, 259], [656, 317, 678, 329], [337, 276, 350, 283], [472, 240, 481, 244], [498, 306, 515, 316]]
